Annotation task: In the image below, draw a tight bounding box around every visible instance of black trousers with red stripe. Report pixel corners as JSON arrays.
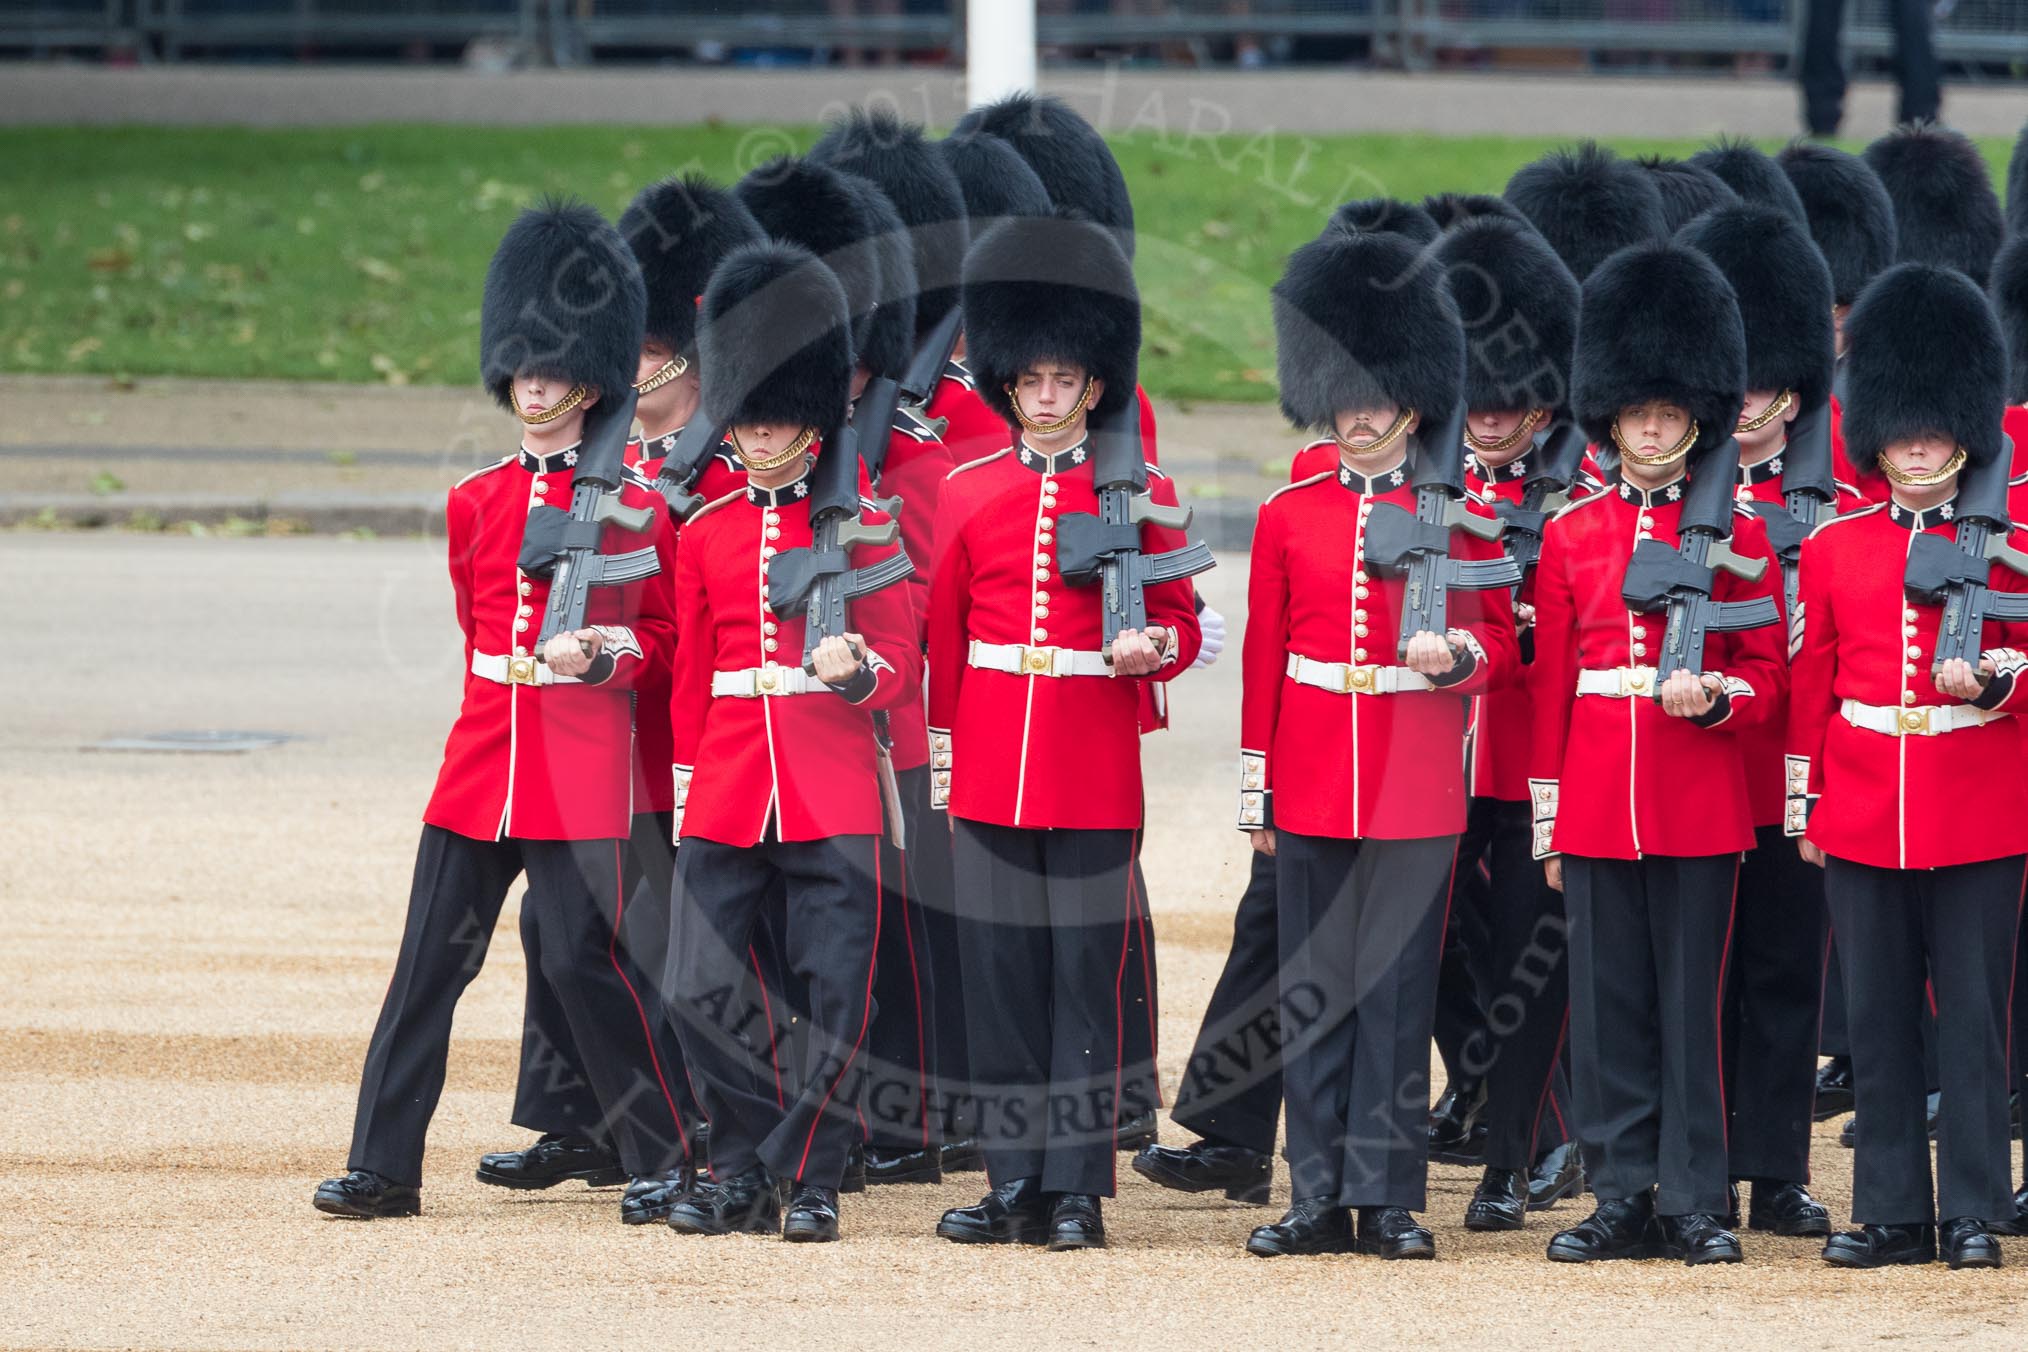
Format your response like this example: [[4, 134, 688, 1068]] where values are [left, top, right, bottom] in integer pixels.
[[952, 820, 1137, 1198], [509, 810, 699, 1146], [668, 833, 880, 1190], [1825, 853, 2023, 1225], [1277, 830, 1458, 1210], [348, 826, 687, 1187], [1171, 849, 1283, 1155], [864, 767, 941, 1156], [1563, 852, 1737, 1217], [1450, 797, 1572, 1174], [1722, 824, 1828, 1186]]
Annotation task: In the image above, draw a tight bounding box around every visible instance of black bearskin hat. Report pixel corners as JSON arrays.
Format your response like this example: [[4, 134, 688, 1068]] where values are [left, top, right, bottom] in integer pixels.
[[938, 132, 1053, 225], [618, 174, 762, 361], [736, 156, 882, 373], [1689, 139, 1807, 223], [1330, 197, 1440, 246], [1434, 215, 1580, 416], [1993, 237, 2028, 404], [698, 240, 854, 441], [1864, 123, 2005, 285], [1844, 262, 2006, 472], [1424, 192, 1531, 233], [1677, 203, 1835, 411], [809, 106, 969, 335], [1505, 142, 1668, 280], [835, 173, 916, 381], [951, 93, 1134, 254], [479, 196, 645, 411], [1272, 223, 1464, 431], [961, 211, 1140, 433], [2009, 118, 2028, 236], [1776, 141, 1897, 307], [1572, 240, 1745, 462], [1638, 156, 1740, 232]]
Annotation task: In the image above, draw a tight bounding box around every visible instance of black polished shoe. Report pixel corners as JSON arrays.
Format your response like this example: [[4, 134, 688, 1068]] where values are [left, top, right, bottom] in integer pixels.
[[1664, 1212, 1743, 1265], [666, 1166, 781, 1236], [783, 1184, 842, 1243], [1837, 1115, 1856, 1149], [1941, 1216, 2003, 1270], [620, 1168, 690, 1226], [475, 1133, 625, 1190], [1465, 1167, 1528, 1232], [864, 1145, 943, 1186], [1811, 1056, 1855, 1121], [940, 1136, 984, 1173], [1527, 1142, 1586, 1211], [1246, 1198, 1353, 1257], [1747, 1181, 1831, 1237], [1428, 1078, 1489, 1165], [1988, 1185, 2028, 1237], [1115, 1110, 1159, 1153], [1356, 1206, 1435, 1260], [1131, 1139, 1273, 1204], [1047, 1193, 1106, 1251], [1822, 1222, 1937, 1268], [839, 1141, 867, 1194], [936, 1177, 1050, 1246], [313, 1169, 419, 1219], [1547, 1193, 1667, 1262]]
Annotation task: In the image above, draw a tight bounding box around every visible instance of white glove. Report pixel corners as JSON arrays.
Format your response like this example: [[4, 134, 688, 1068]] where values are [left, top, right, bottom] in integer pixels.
[[1191, 602, 1227, 669]]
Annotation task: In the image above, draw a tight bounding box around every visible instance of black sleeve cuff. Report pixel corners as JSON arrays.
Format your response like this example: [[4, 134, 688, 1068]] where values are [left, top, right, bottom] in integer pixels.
[[1687, 687, 1732, 727], [1426, 641, 1479, 689], [827, 663, 879, 704], [580, 651, 617, 686]]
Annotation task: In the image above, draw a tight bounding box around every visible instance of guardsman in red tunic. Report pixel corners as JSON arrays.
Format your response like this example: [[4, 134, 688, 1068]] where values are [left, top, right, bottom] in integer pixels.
[[1676, 201, 1847, 1240], [662, 242, 921, 1243], [930, 213, 1202, 1252], [1530, 240, 1785, 1265], [1777, 141, 1899, 503], [478, 173, 762, 1220], [315, 201, 683, 1220], [1791, 264, 2028, 1271], [1238, 222, 1518, 1262], [1416, 215, 1591, 1237]]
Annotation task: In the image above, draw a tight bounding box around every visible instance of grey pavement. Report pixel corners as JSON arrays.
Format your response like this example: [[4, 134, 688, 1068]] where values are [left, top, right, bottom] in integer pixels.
[[4, 60, 2020, 138]]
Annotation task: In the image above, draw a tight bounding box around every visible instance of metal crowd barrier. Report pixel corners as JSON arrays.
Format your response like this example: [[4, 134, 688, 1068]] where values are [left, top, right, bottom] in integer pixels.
[[1, 0, 2019, 77]]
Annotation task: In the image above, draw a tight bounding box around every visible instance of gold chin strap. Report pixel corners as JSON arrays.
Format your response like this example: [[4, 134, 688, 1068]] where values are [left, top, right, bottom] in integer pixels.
[[1880, 447, 1967, 487], [1007, 378, 1095, 435], [730, 424, 817, 473], [1611, 418, 1699, 468], [512, 383, 588, 426], [1334, 409, 1414, 459], [632, 354, 689, 396], [1464, 407, 1546, 457], [1737, 389, 1795, 434]]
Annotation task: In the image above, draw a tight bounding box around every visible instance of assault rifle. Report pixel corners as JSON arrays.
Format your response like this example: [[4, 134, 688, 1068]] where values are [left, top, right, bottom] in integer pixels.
[[1904, 433, 2028, 676]]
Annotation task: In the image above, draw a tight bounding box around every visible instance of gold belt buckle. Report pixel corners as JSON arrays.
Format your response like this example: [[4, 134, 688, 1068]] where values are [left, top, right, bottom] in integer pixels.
[[1621, 668, 1654, 697], [506, 656, 540, 686], [755, 664, 780, 695], [1023, 645, 1055, 675], [1899, 706, 1932, 736], [1344, 664, 1378, 693]]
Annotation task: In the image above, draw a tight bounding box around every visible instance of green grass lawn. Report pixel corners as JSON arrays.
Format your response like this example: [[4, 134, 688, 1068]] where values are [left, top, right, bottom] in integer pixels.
[[3, 124, 2015, 405]]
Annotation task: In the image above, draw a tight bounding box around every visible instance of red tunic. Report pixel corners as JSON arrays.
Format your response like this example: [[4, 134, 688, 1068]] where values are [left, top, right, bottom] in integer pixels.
[[1240, 459, 1519, 840], [1528, 473, 1787, 860], [870, 408, 948, 775], [1463, 451, 1604, 803], [1786, 499, 2028, 870], [926, 442, 1202, 830], [668, 452, 921, 847], [424, 444, 676, 842]]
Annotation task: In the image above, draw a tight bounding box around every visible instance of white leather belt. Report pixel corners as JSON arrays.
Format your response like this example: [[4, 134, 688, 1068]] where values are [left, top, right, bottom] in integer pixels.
[[1840, 698, 2006, 737], [712, 665, 822, 698], [1285, 653, 1431, 695], [1576, 666, 1660, 698], [472, 651, 579, 687], [967, 640, 1111, 678]]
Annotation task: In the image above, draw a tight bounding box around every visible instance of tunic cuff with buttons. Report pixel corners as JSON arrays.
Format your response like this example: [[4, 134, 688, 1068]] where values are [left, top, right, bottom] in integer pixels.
[[1236, 749, 1271, 830], [1528, 778, 1559, 860]]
